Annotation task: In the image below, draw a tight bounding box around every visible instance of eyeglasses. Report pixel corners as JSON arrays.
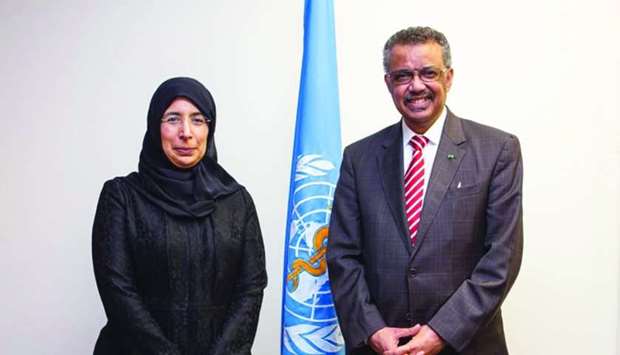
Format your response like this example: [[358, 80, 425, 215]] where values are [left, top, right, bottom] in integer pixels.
[[161, 113, 211, 127], [387, 66, 449, 85]]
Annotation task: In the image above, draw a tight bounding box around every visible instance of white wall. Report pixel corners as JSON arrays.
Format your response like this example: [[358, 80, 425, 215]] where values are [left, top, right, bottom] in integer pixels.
[[0, 1, 617, 354]]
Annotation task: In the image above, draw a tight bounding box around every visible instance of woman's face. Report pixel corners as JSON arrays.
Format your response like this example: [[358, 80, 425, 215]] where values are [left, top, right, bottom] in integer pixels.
[[160, 98, 209, 169]]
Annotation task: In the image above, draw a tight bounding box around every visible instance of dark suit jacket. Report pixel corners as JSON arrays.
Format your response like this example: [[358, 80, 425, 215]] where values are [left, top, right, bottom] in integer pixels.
[[327, 110, 523, 355]]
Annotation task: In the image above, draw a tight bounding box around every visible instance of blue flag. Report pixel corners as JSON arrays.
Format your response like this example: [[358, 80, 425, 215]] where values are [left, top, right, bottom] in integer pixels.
[[280, 1, 345, 354]]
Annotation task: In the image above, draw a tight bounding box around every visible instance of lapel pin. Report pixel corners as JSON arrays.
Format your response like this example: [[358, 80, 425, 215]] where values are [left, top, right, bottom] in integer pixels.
[[447, 154, 455, 160]]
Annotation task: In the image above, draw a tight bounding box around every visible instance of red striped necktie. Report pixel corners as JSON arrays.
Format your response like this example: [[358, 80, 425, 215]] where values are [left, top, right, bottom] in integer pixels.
[[404, 135, 429, 245]]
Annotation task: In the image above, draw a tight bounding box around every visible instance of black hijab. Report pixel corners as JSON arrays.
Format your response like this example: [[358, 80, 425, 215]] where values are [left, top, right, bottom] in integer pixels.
[[127, 77, 241, 218]]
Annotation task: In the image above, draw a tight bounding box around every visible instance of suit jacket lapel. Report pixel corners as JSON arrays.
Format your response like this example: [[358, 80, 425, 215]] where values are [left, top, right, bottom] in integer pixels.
[[411, 110, 467, 259], [379, 123, 413, 253]]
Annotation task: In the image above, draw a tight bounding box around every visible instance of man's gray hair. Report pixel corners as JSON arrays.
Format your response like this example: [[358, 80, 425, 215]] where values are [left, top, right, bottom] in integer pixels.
[[382, 26, 452, 72]]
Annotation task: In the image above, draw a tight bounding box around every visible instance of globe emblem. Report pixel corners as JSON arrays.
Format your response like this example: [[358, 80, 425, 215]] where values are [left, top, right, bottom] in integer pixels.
[[283, 154, 344, 354], [285, 180, 337, 322]]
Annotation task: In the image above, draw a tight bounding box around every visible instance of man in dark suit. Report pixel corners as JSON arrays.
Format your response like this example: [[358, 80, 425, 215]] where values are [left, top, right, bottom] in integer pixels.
[[327, 26, 523, 355]]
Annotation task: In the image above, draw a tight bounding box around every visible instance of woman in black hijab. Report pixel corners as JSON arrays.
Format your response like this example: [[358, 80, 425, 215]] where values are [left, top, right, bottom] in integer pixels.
[[92, 77, 267, 355]]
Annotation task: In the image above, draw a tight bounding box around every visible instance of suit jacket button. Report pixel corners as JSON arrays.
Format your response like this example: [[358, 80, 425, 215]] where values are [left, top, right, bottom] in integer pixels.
[[409, 268, 416, 276]]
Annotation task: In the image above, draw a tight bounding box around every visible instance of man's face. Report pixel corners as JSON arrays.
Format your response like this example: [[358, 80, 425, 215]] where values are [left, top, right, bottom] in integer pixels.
[[384, 42, 453, 133]]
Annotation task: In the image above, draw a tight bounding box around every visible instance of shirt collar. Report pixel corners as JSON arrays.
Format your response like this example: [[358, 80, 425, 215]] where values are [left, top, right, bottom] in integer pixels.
[[402, 106, 447, 147]]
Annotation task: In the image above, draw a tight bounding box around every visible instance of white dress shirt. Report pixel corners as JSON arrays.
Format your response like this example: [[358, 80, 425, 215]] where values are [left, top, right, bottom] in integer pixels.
[[402, 106, 447, 200]]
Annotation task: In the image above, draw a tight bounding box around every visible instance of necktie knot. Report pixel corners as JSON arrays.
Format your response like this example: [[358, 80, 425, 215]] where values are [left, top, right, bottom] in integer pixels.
[[409, 135, 429, 151]]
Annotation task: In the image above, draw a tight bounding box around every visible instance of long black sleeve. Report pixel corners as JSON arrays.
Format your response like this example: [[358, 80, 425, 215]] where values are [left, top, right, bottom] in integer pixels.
[[211, 191, 267, 355], [92, 180, 180, 354]]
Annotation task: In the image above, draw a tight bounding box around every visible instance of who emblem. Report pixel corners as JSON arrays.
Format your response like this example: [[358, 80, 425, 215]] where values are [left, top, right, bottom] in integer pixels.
[[283, 155, 344, 354]]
